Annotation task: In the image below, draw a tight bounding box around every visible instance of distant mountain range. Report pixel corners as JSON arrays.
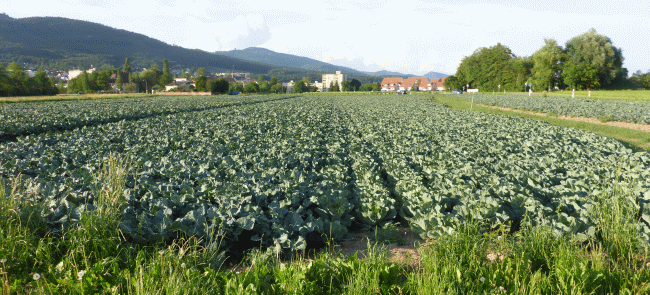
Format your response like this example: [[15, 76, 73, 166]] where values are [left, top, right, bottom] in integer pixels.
[[0, 13, 448, 82], [0, 14, 278, 73], [216, 47, 449, 80]]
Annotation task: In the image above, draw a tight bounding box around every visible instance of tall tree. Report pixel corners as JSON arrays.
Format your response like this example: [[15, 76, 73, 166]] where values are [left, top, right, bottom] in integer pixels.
[[564, 28, 623, 88], [195, 67, 206, 78], [123, 58, 131, 74], [115, 70, 123, 91], [350, 79, 361, 91], [269, 76, 278, 86], [160, 59, 172, 86], [329, 81, 339, 92]]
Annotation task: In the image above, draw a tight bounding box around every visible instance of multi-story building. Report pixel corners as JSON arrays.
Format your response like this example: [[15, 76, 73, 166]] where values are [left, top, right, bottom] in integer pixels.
[[322, 71, 346, 92]]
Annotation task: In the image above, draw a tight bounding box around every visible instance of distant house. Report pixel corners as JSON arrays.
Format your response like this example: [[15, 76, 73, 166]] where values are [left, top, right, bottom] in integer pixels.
[[431, 77, 447, 91], [381, 77, 403, 91], [68, 68, 96, 80], [165, 78, 196, 91], [401, 77, 428, 91]]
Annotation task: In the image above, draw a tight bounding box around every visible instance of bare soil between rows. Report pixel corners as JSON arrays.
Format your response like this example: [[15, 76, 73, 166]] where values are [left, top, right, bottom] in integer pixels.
[[477, 103, 650, 133]]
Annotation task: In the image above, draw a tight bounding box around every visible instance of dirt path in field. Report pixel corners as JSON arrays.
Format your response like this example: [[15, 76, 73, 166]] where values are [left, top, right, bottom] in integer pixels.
[[336, 226, 424, 268], [476, 103, 650, 133]]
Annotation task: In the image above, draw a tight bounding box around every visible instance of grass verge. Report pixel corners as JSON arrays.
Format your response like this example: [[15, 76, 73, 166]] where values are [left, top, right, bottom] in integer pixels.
[[433, 95, 650, 151]]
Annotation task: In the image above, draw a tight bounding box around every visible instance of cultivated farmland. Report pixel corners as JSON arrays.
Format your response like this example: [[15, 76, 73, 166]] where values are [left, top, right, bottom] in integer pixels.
[[455, 93, 650, 124], [1, 94, 650, 253]]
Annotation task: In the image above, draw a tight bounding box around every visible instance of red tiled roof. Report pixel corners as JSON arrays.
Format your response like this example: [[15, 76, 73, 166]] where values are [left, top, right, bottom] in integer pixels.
[[381, 77, 403, 85], [402, 77, 428, 88]]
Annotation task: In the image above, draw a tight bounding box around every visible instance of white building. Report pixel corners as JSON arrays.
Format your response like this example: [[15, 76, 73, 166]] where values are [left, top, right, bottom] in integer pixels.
[[322, 71, 346, 92], [68, 68, 96, 80]]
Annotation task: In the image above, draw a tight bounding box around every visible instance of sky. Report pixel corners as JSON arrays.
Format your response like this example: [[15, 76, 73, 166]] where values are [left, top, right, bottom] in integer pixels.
[[3, 0, 649, 76]]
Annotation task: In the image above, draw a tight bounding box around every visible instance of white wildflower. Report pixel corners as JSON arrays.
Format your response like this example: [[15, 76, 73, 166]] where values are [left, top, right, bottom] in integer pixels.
[[487, 253, 497, 262], [646, 262, 650, 268], [0, 259, 6, 263], [479, 277, 485, 282], [158, 250, 164, 255], [77, 270, 86, 281], [33, 273, 41, 281], [497, 235, 502, 241], [181, 263, 187, 268]]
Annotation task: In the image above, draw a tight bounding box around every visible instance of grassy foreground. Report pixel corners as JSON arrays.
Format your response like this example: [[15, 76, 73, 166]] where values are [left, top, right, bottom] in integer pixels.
[[432, 94, 650, 151], [2, 155, 650, 294]]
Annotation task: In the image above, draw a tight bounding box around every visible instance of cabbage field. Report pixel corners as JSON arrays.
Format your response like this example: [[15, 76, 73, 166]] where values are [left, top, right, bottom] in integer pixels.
[[1, 94, 650, 252], [455, 93, 650, 124]]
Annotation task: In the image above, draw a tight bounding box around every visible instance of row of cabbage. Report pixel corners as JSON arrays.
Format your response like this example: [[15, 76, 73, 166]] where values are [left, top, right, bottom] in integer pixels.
[[0, 95, 405, 251], [1, 95, 650, 251], [0, 95, 294, 141], [452, 93, 650, 124], [336, 97, 650, 242]]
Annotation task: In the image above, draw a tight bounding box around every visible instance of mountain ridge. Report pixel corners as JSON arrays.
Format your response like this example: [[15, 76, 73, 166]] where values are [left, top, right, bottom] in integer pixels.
[[216, 47, 449, 80]]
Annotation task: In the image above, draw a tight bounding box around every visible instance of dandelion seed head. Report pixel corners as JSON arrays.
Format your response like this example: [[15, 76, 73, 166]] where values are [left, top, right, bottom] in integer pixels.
[[181, 263, 186, 268], [646, 262, 650, 267], [0, 259, 6, 264], [33, 273, 41, 281], [487, 253, 497, 262], [479, 277, 485, 282], [158, 250, 164, 255], [497, 235, 502, 241]]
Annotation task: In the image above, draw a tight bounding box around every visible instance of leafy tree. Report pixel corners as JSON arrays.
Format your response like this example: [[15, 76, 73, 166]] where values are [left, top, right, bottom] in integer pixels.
[[341, 81, 352, 91], [196, 67, 206, 77], [160, 59, 173, 86], [444, 75, 462, 90], [229, 82, 244, 93], [0, 64, 9, 96], [33, 69, 58, 95], [454, 43, 530, 91], [258, 80, 270, 93], [115, 70, 123, 91], [359, 83, 380, 91], [564, 28, 623, 89], [531, 39, 564, 92], [257, 74, 264, 83], [301, 76, 311, 83], [350, 79, 361, 91], [195, 76, 207, 92], [123, 58, 131, 74], [293, 80, 306, 93], [269, 76, 278, 86], [210, 77, 230, 94], [270, 83, 284, 93], [562, 61, 600, 90], [244, 82, 260, 93], [329, 81, 339, 92], [139, 68, 160, 93]]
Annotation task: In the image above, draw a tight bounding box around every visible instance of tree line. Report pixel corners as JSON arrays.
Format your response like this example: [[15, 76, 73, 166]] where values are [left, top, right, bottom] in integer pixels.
[[445, 29, 642, 92], [0, 63, 58, 96]]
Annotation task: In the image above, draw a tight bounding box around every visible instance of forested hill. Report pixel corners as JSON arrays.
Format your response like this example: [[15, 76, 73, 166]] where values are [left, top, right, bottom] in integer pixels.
[[0, 14, 276, 73]]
